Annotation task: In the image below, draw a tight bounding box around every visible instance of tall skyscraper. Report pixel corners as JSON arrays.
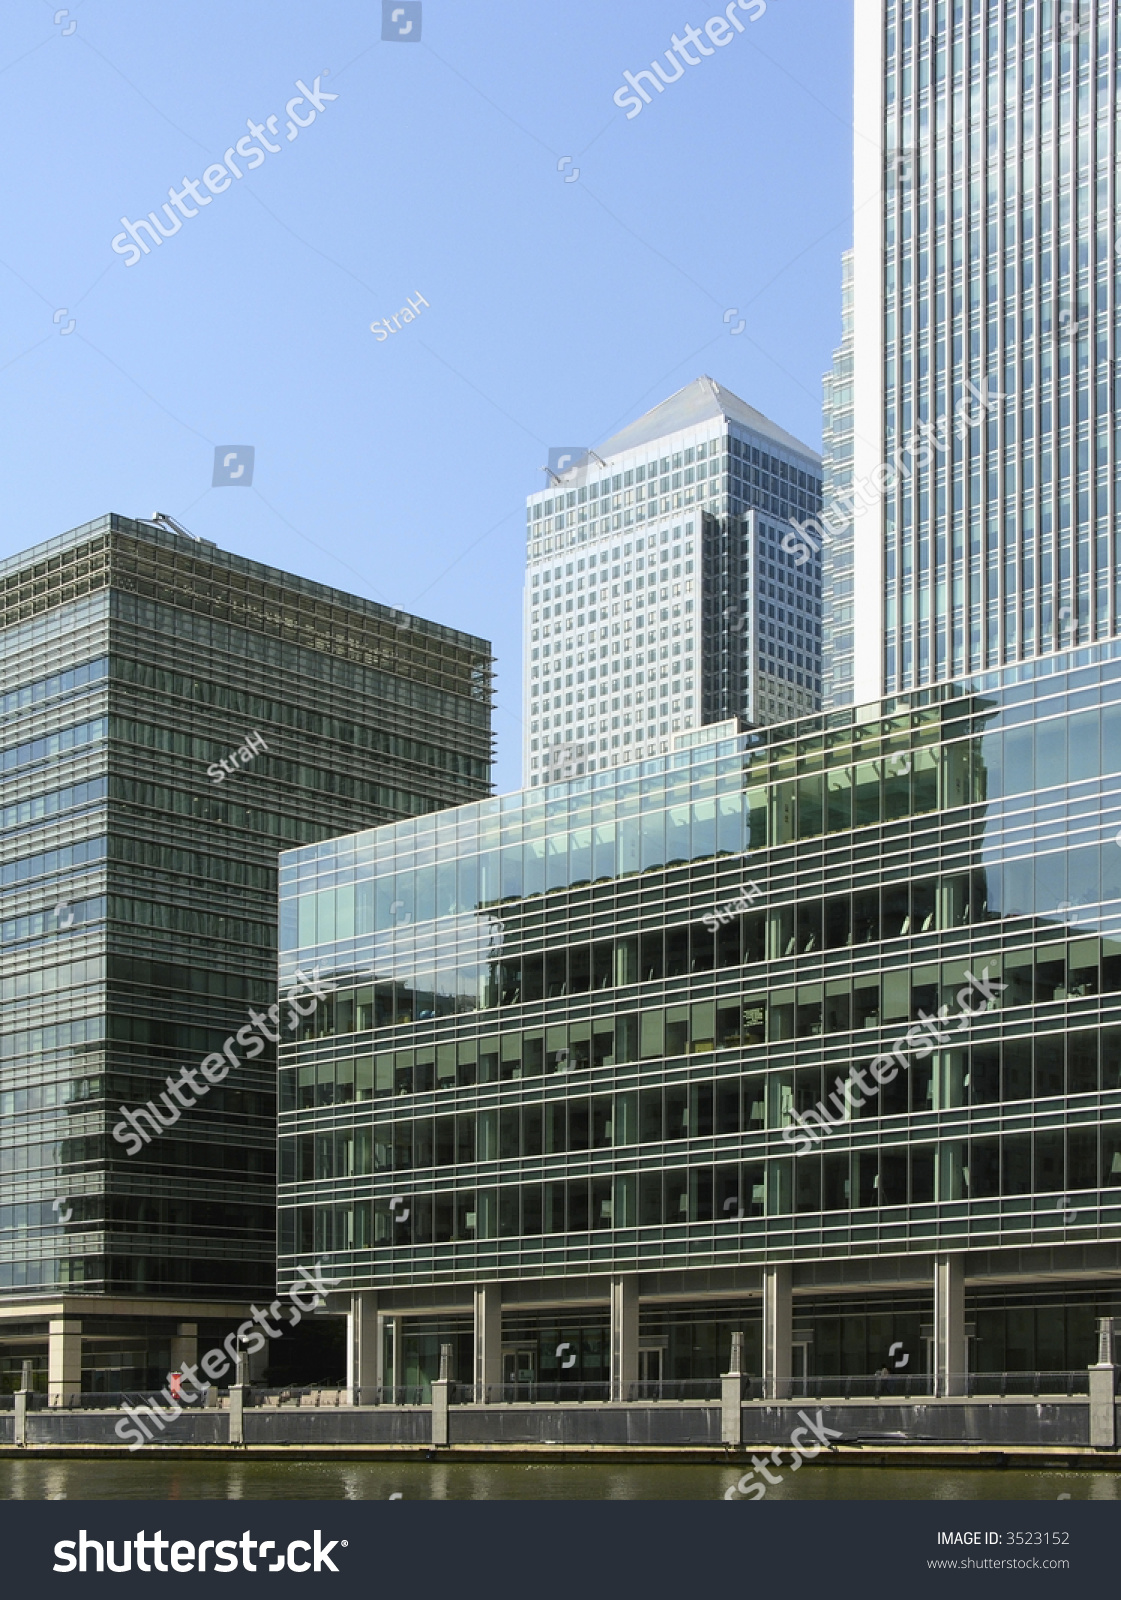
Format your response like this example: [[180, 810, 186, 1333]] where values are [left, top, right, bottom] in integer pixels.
[[843, 0, 1116, 702], [522, 377, 823, 785], [821, 252, 857, 709], [0, 514, 492, 1397]]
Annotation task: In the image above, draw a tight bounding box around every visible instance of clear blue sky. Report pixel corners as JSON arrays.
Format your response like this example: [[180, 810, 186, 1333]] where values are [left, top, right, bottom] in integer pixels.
[[1, 0, 853, 794]]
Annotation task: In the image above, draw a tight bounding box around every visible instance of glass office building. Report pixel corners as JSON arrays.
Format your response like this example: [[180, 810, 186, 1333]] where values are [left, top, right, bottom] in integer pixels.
[[850, 0, 1118, 703], [279, 646, 1121, 1398], [523, 377, 823, 785], [821, 253, 857, 710], [0, 513, 492, 1395]]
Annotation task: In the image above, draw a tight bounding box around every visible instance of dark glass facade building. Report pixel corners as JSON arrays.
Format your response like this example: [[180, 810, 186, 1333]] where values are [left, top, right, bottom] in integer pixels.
[[280, 647, 1121, 1400], [0, 513, 492, 1395]]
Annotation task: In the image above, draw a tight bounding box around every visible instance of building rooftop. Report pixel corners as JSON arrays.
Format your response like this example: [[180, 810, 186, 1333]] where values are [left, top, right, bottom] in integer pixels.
[[0, 512, 491, 654], [594, 375, 821, 466]]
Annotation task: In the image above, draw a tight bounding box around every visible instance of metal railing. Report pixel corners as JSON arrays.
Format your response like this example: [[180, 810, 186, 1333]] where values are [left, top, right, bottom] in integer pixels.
[[43, 1390, 210, 1411], [246, 1386, 347, 1407], [963, 1370, 1091, 1399], [10, 1370, 1100, 1413], [624, 1378, 723, 1403], [462, 1382, 613, 1405], [769, 1375, 932, 1402], [768, 1371, 1093, 1401], [349, 1385, 429, 1407]]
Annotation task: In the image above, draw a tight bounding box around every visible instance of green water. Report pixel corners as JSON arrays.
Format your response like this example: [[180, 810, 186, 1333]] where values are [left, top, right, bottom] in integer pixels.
[[2, 1461, 1120, 1501]]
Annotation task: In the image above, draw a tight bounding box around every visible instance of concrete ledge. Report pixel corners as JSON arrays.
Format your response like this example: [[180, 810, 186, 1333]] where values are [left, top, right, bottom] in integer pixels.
[[2, 1442, 1121, 1469], [1, 1395, 1117, 1459]]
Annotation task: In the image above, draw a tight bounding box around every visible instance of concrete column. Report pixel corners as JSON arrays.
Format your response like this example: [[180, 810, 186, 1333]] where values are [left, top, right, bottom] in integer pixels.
[[1089, 1317, 1117, 1449], [386, 1316, 401, 1398], [721, 1331, 745, 1446], [346, 1293, 379, 1404], [48, 1318, 82, 1406], [933, 1253, 966, 1397], [473, 1284, 502, 1403], [169, 1322, 197, 1374], [169, 1322, 198, 1398], [609, 1275, 639, 1402], [762, 1265, 792, 1400], [431, 1342, 452, 1447]]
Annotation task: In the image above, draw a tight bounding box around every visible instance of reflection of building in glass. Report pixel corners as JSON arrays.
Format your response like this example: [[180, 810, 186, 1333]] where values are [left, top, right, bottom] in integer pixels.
[[280, 653, 1121, 1401], [0, 513, 492, 1396]]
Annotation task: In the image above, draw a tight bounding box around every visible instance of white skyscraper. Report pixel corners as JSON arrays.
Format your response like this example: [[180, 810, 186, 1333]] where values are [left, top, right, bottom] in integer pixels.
[[523, 377, 823, 786], [842, 0, 1117, 703], [821, 252, 857, 709]]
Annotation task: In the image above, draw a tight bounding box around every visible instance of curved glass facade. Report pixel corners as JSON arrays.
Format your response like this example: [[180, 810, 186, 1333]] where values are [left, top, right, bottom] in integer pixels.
[[278, 650, 1121, 1361]]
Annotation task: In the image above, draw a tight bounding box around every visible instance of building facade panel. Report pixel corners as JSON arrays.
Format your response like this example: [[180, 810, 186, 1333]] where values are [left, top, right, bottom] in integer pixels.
[[280, 648, 1121, 1390], [0, 514, 493, 1391]]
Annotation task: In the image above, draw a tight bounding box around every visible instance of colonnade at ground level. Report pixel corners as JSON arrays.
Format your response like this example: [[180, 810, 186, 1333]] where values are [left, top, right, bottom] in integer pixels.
[[345, 1253, 974, 1399]]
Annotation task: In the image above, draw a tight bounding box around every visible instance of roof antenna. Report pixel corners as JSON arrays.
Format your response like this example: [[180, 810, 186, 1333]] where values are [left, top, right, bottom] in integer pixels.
[[144, 511, 200, 542]]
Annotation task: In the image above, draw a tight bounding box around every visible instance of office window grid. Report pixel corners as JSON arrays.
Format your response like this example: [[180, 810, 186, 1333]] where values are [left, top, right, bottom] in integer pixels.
[[280, 652, 1121, 1293], [522, 388, 824, 783], [879, 0, 1117, 693]]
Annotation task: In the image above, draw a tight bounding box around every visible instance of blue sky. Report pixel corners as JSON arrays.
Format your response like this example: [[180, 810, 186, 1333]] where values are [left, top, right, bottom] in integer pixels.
[[1, 0, 853, 794]]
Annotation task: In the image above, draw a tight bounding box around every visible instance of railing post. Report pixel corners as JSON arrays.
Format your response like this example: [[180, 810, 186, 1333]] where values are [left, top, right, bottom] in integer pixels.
[[13, 1359, 33, 1448], [1088, 1317, 1116, 1449], [228, 1384, 245, 1445], [431, 1343, 452, 1447], [228, 1346, 249, 1446], [721, 1332, 745, 1446]]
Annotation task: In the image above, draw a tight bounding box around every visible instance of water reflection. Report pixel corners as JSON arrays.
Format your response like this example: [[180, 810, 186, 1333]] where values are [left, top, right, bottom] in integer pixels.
[[2, 1460, 1119, 1502]]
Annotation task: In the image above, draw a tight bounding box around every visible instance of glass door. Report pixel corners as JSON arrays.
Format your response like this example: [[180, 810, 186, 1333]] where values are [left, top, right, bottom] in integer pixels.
[[502, 1346, 536, 1399]]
